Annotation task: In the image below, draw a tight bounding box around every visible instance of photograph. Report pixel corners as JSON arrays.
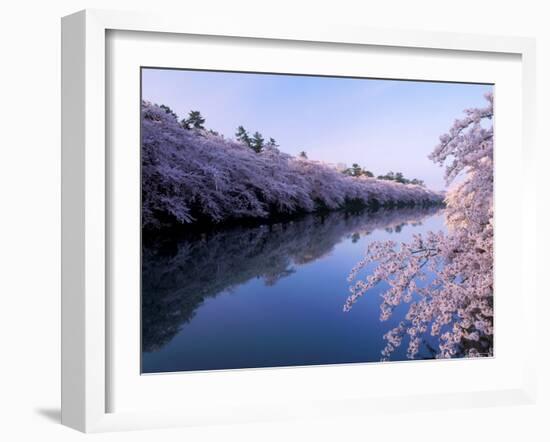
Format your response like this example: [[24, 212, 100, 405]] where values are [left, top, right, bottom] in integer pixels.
[[140, 68, 494, 373]]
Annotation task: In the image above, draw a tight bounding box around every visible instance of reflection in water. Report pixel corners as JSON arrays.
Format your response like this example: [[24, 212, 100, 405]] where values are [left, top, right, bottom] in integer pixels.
[[142, 206, 442, 353]]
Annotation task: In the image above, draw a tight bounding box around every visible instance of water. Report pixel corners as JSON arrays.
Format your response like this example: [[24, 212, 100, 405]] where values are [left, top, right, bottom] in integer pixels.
[[142, 207, 446, 373]]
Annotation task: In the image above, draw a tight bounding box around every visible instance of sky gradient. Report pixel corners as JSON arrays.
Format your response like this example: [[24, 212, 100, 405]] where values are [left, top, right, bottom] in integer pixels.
[[142, 68, 492, 190]]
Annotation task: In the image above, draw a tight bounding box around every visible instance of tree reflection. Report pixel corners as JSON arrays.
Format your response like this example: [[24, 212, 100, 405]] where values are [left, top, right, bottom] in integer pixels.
[[142, 206, 441, 352]]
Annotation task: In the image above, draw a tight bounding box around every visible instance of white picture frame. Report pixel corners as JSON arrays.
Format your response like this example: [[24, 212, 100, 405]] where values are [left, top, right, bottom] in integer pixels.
[[61, 9, 538, 433]]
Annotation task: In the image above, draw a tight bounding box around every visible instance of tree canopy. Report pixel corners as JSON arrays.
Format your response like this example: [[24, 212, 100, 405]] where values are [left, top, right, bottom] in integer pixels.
[[345, 93, 494, 360], [141, 100, 443, 230], [184, 110, 205, 129]]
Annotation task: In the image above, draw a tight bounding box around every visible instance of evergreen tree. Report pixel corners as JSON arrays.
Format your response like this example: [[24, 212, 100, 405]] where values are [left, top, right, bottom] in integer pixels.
[[180, 118, 190, 129], [159, 104, 177, 119], [235, 126, 251, 147], [251, 132, 265, 153], [363, 170, 374, 177], [299, 151, 308, 159], [378, 171, 395, 181], [185, 110, 205, 129]]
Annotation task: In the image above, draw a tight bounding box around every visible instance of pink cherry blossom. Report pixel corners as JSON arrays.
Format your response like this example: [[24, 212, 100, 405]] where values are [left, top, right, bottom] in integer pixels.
[[141, 101, 444, 230], [345, 93, 494, 360]]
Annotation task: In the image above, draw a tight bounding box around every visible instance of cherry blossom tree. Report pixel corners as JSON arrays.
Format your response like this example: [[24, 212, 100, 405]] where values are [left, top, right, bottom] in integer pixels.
[[141, 101, 444, 230], [344, 93, 494, 360]]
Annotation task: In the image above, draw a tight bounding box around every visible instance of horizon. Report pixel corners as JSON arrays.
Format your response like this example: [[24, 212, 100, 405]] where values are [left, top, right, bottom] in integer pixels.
[[142, 68, 493, 191]]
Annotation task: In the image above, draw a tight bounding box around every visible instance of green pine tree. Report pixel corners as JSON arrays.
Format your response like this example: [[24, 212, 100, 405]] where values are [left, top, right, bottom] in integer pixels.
[[235, 126, 251, 147], [185, 110, 205, 129], [159, 104, 177, 119], [251, 132, 265, 153], [267, 137, 279, 148]]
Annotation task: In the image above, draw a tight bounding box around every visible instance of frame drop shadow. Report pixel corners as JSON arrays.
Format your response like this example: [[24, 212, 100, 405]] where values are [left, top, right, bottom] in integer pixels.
[[35, 408, 61, 423]]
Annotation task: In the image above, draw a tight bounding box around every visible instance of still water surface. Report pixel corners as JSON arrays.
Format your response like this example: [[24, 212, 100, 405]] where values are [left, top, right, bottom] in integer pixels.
[[142, 207, 445, 373]]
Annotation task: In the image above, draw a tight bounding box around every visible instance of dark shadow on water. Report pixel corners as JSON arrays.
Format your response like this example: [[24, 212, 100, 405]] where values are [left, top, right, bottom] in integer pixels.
[[142, 206, 442, 354]]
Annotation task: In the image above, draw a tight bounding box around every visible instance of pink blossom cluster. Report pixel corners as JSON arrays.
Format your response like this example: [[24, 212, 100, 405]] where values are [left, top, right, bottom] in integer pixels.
[[345, 93, 494, 360], [141, 102, 444, 229]]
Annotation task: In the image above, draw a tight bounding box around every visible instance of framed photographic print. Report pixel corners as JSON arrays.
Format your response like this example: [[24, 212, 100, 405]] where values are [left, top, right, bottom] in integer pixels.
[[140, 68, 490, 372], [61, 9, 538, 432]]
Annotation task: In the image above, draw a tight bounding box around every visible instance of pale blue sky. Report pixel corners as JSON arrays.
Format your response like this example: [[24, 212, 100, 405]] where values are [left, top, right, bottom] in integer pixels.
[[142, 68, 492, 190]]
